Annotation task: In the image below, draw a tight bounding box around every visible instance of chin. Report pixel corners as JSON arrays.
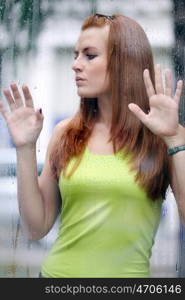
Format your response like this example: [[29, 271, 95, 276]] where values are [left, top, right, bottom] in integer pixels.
[[77, 90, 97, 98]]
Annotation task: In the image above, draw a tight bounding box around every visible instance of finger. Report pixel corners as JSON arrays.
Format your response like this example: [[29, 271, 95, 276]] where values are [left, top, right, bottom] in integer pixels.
[[22, 85, 34, 108], [10, 83, 24, 107], [165, 69, 172, 97], [3, 88, 17, 111], [155, 64, 164, 94], [143, 69, 155, 98], [128, 103, 147, 124], [174, 80, 183, 104], [0, 100, 9, 121]]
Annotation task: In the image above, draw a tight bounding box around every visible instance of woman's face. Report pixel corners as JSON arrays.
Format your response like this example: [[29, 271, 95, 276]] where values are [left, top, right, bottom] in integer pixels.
[[72, 25, 110, 98]]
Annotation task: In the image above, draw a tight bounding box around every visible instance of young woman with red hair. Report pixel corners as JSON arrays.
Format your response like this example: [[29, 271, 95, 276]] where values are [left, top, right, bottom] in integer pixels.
[[0, 14, 184, 278]]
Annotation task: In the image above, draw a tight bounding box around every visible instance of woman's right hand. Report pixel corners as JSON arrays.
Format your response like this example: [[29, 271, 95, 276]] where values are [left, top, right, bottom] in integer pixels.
[[0, 83, 44, 149]]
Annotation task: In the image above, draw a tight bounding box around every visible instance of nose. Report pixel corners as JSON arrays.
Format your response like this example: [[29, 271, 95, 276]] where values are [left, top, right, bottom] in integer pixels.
[[72, 57, 84, 72]]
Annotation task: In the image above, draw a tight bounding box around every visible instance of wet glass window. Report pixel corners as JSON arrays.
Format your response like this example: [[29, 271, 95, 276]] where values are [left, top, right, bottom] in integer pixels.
[[0, 0, 184, 278]]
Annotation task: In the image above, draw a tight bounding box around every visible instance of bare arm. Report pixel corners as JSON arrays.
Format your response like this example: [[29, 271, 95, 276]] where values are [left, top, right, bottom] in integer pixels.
[[165, 125, 185, 224], [0, 82, 72, 239], [16, 145, 45, 239], [17, 119, 72, 240], [129, 65, 185, 224]]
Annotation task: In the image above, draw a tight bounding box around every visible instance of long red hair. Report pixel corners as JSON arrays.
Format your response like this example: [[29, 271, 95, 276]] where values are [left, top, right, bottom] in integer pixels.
[[50, 14, 171, 200]]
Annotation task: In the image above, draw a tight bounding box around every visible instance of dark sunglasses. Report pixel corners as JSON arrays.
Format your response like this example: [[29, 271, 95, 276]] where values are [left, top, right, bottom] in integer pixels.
[[94, 13, 114, 20]]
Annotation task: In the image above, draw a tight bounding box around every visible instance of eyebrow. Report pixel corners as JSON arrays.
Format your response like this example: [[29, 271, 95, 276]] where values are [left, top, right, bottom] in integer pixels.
[[74, 46, 98, 54]]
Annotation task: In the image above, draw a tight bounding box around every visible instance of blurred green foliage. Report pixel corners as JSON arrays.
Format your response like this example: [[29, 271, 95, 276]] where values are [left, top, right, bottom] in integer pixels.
[[0, 0, 62, 53], [0, 0, 96, 54]]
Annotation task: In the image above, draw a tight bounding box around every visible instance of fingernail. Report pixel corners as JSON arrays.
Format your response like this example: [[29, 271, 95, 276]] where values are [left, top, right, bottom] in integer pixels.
[[39, 108, 42, 114]]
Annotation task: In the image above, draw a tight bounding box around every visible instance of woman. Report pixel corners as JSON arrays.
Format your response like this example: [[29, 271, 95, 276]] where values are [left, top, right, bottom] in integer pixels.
[[0, 14, 185, 278]]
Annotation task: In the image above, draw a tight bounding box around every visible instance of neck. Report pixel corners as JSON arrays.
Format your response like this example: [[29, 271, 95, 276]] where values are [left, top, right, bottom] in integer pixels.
[[96, 95, 112, 129]]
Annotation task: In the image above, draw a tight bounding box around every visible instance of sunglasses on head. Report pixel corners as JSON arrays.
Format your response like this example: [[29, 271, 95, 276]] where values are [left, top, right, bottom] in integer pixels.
[[94, 13, 114, 20]]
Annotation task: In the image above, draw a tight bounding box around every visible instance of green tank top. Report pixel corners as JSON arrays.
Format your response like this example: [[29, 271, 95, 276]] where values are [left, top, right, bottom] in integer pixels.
[[41, 146, 162, 278]]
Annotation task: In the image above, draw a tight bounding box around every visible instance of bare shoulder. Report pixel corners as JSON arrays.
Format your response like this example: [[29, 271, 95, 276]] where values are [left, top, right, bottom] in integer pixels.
[[51, 117, 73, 143], [43, 117, 73, 158], [52, 117, 73, 138]]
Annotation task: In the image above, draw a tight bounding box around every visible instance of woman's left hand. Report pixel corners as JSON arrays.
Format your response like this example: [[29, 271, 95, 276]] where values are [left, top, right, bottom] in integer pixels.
[[128, 64, 184, 146]]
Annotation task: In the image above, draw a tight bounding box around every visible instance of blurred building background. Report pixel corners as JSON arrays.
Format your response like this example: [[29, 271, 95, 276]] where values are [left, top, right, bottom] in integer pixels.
[[0, 0, 184, 277]]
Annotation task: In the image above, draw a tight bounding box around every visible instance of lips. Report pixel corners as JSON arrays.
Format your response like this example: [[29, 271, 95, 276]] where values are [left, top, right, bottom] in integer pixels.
[[75, 77, 85, 81], [75, 77, 86, 86]]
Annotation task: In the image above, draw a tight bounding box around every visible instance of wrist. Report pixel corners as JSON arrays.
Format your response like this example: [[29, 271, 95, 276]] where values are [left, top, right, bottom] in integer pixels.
[[167, 144, 185, 155], [16, 144, 36, 153], [163, 124, 185, 148]]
